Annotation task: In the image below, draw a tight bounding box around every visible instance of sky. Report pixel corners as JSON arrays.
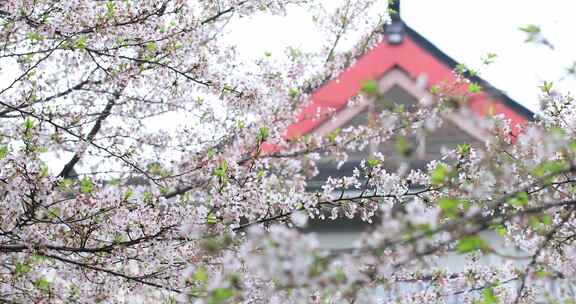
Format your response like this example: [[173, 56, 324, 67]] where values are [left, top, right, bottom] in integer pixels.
[[226, 0, 576, 113]]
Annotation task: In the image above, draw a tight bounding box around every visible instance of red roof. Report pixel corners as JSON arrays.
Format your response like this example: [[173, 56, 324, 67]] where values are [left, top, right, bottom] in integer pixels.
[[283, 26, 532, 141]]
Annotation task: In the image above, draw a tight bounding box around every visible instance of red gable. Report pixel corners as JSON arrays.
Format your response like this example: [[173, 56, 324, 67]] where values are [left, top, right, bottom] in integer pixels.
[[283, 25, 533, 141]]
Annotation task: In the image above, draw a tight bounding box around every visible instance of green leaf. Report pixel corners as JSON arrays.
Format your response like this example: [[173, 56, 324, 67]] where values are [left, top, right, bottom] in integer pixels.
[[481, 287, 499, 304], [455, 63, 468, 75], [143, 191, 153, 204], [438, 197, 461, 218], [430, 164, 450, 185], [361, 80, 379, 95], [367, 157, 380, 167], [288, 88, 300, 98], [106, 1, 116, 19], [206, 147, 216, 158], [26, 32, 43, 42], [206, 212, 217, 225], [519, 24, 541, 34], [209, 288, 234, 304], [214, 160, 228, 180], [35, 277, 51, 292], [491, 224, 507, 237], [257, 127, 269, 143], [457, 143, 470, 156], [457, 236, 488, 254], [148, 162, 163, 175], [332, 268, 347, 284], [468, 82, 482, 93], [194, 267, 209, 283], [39, 163, 49, 178], [327, 128, 341, 144], [533, 160, 568, 178], [59, 178, 74, 190], [80, 177, 93, 194], [0, 145, 8, 159], [24, 118, 34, 130], [75, 35, 88, 49], [482, 52, 498, 65], [506, 191, 529, 207], [146, 41, 157, 53], [123, 188, 133, 200], [539, 81, 553, 94], [542, 213, 552, 225], [15, 262, 31, 275]]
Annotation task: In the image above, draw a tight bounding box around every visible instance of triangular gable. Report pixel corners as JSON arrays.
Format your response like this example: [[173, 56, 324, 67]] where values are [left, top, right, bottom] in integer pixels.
[[284, 25, 533, 140]]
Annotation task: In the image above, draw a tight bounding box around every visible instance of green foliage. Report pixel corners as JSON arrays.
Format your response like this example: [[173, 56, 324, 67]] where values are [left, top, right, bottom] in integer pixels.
[[457, 236, 488, 254], [58, 177, 73, 190], [194, 267, 209, 283], [468, 82, 482, 94], [490, 223, 507, 237], [106, 1, 116, 19], [24, 118, 34, 130], [123, 188, 134, 200], [39, 163, 49, 178], [214, 160, 228, 180], [26, 32, 43, 42], [539, 80, 553, 94], [455, 63, 467, 75], [200, 238, 221, 255], [430, 164, 451, 185], [438, 197, 468, 218], [367, 157, 380, 167], [289, 88, 300, 99], [206, 147, 216, 158], [75, 36, 88, 49], [148, 162, 165, 176], [482, 52, 498, 65], [35, 277, 51, 293], [0, 145, 8, 159], [533, 160, 568, 179], [506, 191, 529, 207], [326, 128, 341, 144], [80, 177, 94, 194], [257, 127, 269, 143], [455, 63, 478, 77], [519, 24, 540, 34], [208, 288, 234, 304], [519, 24, 541, 42], [206, 212, 217, 225], [457, 143, 471, 156], [430, 85, 440, 95], [481, 287, 499, 304], [332, 268, 347, 284], [143, 191, 154, 204], [14, 262, 31, 276], [146, 41, 157, 53], [361, 80, 379, 95]]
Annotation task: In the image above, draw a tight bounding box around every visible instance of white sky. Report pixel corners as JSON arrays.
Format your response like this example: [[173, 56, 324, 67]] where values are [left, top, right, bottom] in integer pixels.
[[226, 0, 576, 113]]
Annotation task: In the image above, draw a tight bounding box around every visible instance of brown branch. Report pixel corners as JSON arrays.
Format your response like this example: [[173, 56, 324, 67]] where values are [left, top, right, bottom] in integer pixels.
[[58, 90, 119, 178]]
